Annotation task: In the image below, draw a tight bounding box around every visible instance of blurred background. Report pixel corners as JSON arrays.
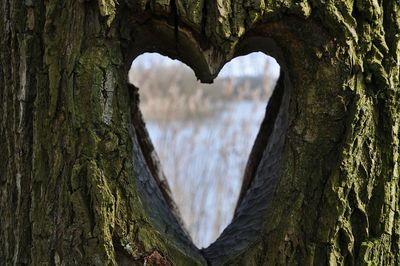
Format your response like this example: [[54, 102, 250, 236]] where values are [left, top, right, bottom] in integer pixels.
[[129, 52, 280, 248]]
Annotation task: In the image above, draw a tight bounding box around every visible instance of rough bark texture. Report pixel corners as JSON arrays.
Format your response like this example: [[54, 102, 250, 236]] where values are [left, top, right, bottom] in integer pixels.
[[0, 0, 399, 265]]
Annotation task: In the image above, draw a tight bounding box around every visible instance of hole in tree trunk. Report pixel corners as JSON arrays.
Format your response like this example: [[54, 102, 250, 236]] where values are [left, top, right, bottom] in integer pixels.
[[128, 52, 281, 248]]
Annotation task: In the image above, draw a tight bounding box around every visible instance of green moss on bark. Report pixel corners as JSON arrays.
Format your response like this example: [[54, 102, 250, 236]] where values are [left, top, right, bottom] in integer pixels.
[[1, 0, 399, 265]]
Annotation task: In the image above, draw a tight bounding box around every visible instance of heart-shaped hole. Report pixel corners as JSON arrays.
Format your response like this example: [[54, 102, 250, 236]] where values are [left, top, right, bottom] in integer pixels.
[[129, 52, 280, 248]]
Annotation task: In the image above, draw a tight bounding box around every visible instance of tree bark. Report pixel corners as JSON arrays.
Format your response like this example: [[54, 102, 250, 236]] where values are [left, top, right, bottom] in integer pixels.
[[0, 0, 399, 265]]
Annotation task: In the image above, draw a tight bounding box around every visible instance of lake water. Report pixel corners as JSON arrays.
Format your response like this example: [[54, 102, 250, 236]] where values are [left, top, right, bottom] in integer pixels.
[[146, 100, 266, 247]]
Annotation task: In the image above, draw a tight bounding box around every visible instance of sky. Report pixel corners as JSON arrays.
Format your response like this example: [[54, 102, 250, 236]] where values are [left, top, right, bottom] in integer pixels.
[[131, 52, 280, 80]]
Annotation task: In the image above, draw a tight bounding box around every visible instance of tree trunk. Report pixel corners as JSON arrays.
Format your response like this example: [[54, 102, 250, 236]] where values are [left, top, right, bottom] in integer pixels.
[[0, 0, 399, 265]]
